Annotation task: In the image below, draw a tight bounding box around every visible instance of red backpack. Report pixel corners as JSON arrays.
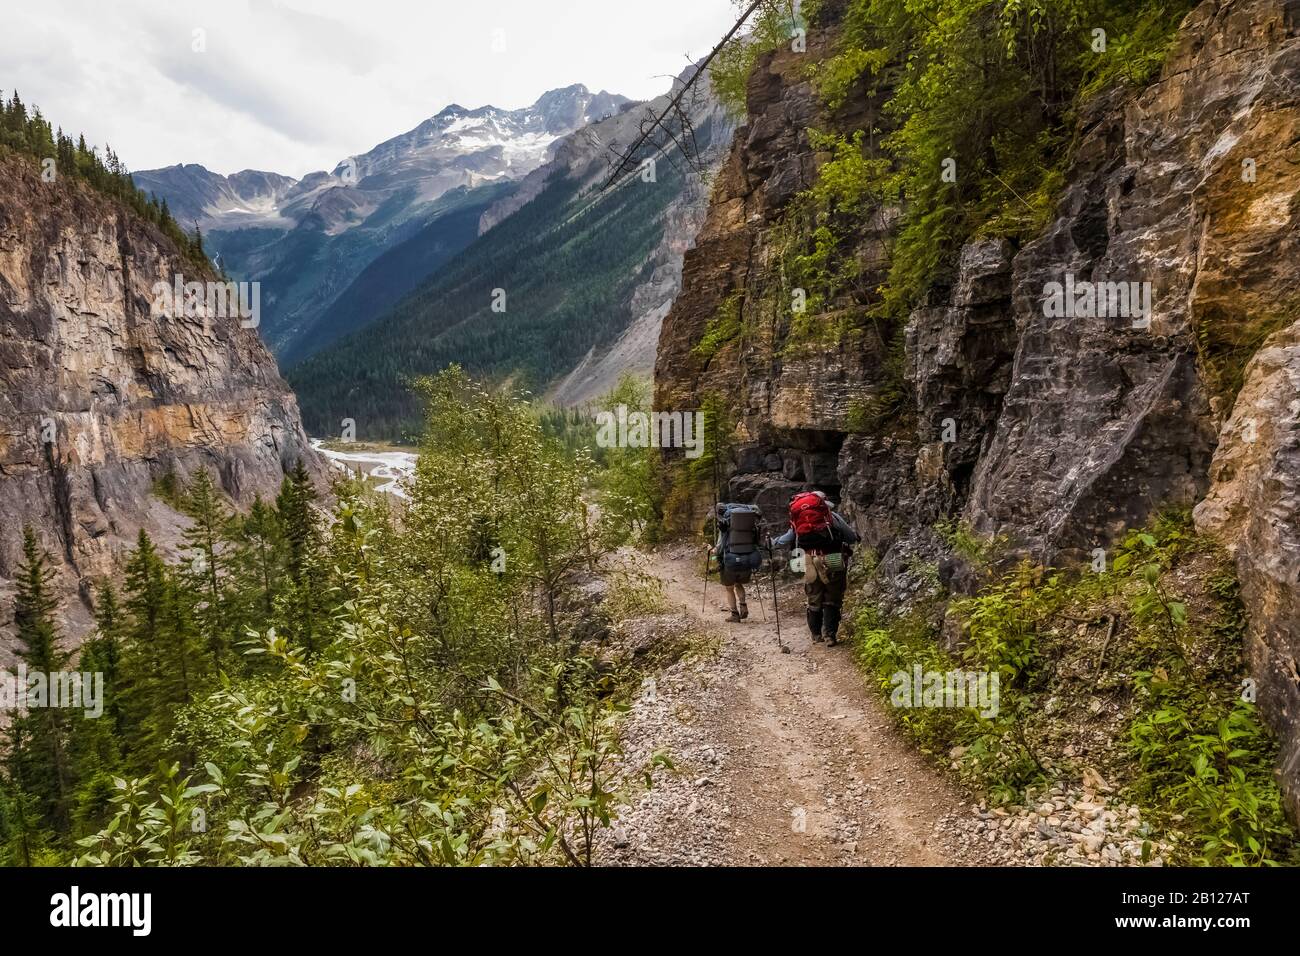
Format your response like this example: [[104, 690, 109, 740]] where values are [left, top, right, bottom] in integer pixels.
[[789, 492, 832, 536]]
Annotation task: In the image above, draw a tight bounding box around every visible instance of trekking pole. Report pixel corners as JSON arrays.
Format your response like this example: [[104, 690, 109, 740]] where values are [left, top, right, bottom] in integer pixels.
[[701, 543, 710, 613], [768, 544, 788, 654]]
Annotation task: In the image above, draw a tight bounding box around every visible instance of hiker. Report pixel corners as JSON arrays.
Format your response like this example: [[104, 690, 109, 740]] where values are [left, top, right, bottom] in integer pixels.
[[771, 491, 860, 646], [710, 502, 763, 622]]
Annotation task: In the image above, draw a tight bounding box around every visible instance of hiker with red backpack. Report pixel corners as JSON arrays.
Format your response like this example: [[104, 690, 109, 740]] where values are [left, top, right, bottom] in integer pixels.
[[771, 491, 860, 646], [709, 503, 763, 622]]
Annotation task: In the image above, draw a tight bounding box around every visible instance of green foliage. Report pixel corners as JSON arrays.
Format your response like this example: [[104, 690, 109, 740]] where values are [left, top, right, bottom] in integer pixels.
[[687, 392, 736, 496], [1077, 4, 1196, 98], [692, 292, 745, 360], [852, 602, 1043, 803], [711, 1, 807, 117], [1128, 677, 1292, 866], [1111, 520, 1296, 865], [936, 519, 1009, 567], [151, 468, 186, 510], [851, 512, 1300, 863], [767, 0, 1198, 323], [590, 375, 666, 544], [17, 368, 659, 867], [6, 530, 74, 834]]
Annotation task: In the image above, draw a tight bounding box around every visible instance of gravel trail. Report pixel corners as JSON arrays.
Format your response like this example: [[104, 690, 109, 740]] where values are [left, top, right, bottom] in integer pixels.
[[597, 548, 1002, 866]]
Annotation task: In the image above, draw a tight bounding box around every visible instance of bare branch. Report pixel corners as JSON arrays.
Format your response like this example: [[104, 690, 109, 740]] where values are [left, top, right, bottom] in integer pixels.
[[600, 0, 772, 191]]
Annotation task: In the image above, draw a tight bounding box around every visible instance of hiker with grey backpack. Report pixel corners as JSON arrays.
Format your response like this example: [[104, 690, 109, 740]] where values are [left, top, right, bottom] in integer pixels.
[[709, 503, 763, 622], [771, 491, 859, 646]]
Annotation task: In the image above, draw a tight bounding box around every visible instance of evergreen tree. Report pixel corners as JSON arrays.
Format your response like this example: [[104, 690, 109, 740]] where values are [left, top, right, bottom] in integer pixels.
[[85, 585, 124, 729], [119, 531, 202, 770], [67, 586, 126, 835], [232, 495, 285, 629], [180, 469, 234, 669], [9, 528, 72, 831], [0, 725, 53, 866], [275, 461, 325, 655]]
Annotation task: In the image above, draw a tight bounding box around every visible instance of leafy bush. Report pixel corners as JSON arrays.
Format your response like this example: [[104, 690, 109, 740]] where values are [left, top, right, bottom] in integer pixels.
[[1, 368, 665, 867]]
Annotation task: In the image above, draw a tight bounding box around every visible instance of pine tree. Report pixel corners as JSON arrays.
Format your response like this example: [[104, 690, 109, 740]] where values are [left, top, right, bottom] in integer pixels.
[[67, 584, 126, 835], [181, 470, 234, 669], [234, 495, 284, 628], [119, 531, 203, 770], [10, 528, 72, 832], [275, 461, 325, 655], [67, 655, 121, 834], [86, 585, 124, 729], [0, 724, 53, 866]]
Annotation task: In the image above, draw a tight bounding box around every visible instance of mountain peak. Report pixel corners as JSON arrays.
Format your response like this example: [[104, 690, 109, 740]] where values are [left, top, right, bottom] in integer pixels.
[[535, 82, 590, 101], [531, 84, 629, 134]]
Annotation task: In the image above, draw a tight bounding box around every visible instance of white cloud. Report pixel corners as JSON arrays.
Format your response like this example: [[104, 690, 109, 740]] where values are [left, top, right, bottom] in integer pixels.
[[2, 0, 741, 177]]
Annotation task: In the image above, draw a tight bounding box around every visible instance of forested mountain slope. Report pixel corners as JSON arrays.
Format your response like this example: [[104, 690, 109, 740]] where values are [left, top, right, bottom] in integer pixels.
[[135, 86, 626, 363], [290, 74, 732, 439]]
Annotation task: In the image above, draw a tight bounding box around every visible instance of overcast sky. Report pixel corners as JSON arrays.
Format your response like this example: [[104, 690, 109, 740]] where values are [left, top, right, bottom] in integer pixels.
[[3, 0, 739, 178]]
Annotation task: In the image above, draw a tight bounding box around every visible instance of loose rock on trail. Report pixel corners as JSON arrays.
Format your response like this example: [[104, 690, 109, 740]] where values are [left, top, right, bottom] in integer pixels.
[[596, 546, 1006, 867]]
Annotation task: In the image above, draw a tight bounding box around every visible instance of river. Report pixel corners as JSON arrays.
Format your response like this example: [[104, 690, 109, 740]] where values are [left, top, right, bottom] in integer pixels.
[[310, 440, 418, 499]]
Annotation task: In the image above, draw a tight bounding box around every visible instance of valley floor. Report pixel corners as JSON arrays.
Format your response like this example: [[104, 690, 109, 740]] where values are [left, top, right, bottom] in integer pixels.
[[596, 547, 1006, 867]]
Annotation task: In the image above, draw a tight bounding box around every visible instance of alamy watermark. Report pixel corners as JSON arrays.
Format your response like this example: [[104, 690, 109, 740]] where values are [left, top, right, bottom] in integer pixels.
[[595, 405, 705, 459], [890, 665, 1000, 718], [151, 275, 260, 328], [50, 886, 150, 936], [1, 666, 103, 718], [1042, 273, 1152, 327]]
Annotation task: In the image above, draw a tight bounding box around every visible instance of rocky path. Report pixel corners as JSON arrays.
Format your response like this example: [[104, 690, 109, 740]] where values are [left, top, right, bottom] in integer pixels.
[[596, 546, 1001, 867]]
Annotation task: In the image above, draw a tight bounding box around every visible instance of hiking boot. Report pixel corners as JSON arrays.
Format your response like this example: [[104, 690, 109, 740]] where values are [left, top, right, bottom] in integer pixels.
[[806, 608, 824, 642], [824, 606, 842, 647], [726, 611, 743, 623], [739, 606, 749, 621]]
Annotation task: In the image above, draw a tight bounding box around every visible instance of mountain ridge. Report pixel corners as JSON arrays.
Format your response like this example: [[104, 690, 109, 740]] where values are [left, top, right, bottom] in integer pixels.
[[132, 82, 631, 363]]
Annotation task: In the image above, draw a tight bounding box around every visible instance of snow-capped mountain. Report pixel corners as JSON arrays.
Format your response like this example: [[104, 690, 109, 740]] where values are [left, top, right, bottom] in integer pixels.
[[338, 85, 628, 197], [136, 84, 629, 235], [133, 83, 630, 356]]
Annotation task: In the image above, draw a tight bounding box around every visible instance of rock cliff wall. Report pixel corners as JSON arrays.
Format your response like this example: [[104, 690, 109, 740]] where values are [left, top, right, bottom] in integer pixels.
[[0, 153, 322, 645], [658, 0, 1300, 814]]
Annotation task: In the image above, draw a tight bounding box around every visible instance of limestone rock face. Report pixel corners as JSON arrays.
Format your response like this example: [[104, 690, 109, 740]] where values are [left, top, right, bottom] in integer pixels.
[[655, 28, 887, 534], [906, 239, 1017, 511], [965, 0, 1300, 560], [656, 0, 1300, 812], [0, 154, 322, 644], [1195, 318, 1300, 817]]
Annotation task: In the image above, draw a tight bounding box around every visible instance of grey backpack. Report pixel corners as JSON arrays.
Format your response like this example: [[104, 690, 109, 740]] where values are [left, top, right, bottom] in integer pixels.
[[720, 504, 762, 570]]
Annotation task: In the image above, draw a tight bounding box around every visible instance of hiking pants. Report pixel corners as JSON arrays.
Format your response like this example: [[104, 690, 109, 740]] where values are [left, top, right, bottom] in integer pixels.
[[804, 555, 847, 637], [803, 555, 847, 609]]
